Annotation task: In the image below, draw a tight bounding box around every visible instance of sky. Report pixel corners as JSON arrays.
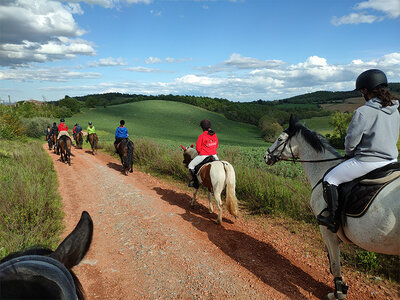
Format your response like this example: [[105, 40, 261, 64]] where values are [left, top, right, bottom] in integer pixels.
[[0, 0, 399, 103]]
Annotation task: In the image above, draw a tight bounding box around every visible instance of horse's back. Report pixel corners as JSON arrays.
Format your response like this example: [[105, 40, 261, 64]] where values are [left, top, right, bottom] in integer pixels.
[[344, 177, 400, 254]]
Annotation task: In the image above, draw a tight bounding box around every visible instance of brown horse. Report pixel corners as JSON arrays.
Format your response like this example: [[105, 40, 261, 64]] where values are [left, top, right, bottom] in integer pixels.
[[116, 138, 134, 175], [58, 136, 72, 165], [74, 131, 83, 149], [88, 133, 98, 155], [50, 133, 57, 152]]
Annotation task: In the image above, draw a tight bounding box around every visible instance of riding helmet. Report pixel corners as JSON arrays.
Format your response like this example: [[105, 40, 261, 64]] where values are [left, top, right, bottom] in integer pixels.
[[120, 120, 125, 126], [200, 119, 211, 131], [53, 122, 56, 126], [355, 69, 388, 91], [60, 118, 65, 122], [75, 123, 78, 126], [88, 121, 92, 125]]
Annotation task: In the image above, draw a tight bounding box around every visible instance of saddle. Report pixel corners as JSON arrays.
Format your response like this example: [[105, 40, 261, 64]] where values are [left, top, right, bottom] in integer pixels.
[[338, 162, 400, 218], [194, 156, 216, 175]]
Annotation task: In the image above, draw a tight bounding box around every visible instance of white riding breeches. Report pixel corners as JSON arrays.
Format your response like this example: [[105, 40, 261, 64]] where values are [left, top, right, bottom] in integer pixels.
[[188, 155, 219, 171], [324, 157, 397, 186], [57, 131, 70, 139]]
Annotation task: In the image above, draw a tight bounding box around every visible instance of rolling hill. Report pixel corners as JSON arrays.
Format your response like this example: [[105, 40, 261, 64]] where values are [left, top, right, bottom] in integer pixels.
[[66, 100, 266, 147]]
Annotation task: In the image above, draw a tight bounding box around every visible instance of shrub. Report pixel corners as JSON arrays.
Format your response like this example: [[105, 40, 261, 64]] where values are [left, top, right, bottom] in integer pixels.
[[0, 108, 25, 139], [20, 117, 54, 138]]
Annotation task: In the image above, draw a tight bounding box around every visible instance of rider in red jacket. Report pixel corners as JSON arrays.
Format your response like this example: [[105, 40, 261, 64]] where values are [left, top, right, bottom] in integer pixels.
[[187, 119, 219, 188]]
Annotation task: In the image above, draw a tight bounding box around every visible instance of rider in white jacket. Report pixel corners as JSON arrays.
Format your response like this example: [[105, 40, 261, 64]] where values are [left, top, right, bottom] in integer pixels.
[[317, 69, 400, 233]]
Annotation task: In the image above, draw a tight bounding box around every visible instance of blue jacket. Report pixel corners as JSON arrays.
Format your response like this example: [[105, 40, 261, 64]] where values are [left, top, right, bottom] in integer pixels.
[[115, 126, 129, 138], [75, 126, 82, 133]]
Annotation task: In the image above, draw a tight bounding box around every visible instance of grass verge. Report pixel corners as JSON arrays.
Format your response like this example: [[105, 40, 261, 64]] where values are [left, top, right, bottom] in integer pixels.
[[0, 138, 64, 259]]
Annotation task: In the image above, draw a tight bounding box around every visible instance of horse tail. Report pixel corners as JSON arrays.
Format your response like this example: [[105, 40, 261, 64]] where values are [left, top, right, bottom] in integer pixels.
[[223, 162, 239, 217]]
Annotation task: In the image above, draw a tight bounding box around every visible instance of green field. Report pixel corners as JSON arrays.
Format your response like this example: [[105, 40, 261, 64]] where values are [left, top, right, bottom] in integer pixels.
[[66, 100, 266, 147]]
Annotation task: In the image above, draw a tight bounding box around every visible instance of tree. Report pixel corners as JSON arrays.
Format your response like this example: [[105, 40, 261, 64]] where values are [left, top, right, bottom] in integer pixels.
[[326, 111, 353, 148]]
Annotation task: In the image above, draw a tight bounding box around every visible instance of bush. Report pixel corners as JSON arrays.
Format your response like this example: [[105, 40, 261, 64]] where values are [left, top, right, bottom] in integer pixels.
[[0, 108, 25, 139], [20, 117, 54, 138]]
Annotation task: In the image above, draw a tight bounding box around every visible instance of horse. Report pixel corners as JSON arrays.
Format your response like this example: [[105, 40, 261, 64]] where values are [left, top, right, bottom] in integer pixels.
[[116, 138, 134, 175], [50, 133, 57, 152], [264, 115, 400, 300], [58, 135, 72, 165], [0, 211, 93, 300], [88, 133, 98, 155], [181, 145, 239, 224], [75, 131, 84, 149]]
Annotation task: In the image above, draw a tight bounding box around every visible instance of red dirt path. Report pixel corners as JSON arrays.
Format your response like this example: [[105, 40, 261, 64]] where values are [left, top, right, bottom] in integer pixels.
[[46, 145, 399, 299]]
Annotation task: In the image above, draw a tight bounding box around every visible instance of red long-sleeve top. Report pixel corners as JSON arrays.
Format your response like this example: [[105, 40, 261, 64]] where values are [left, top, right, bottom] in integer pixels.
[[58, 122, 68, 132], [196, 130, 218, 155]]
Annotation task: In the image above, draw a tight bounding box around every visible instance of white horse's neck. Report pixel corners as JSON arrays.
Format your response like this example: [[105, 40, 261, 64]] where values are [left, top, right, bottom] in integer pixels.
[[294, 134, 342, 189]]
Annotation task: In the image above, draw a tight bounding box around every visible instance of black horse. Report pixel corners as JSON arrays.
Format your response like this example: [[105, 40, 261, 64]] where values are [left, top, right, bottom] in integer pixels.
[[117, 138, 134, 175], [0, 211, 93, 300]]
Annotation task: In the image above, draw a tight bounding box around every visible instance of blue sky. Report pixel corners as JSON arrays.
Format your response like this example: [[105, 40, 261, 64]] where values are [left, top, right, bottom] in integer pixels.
[[1, 0, 399, 103]]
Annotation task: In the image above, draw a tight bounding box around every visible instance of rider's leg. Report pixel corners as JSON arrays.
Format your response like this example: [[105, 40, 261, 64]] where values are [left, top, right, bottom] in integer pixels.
[[317, 157, 396, 233], [187, 156, 206, 188]]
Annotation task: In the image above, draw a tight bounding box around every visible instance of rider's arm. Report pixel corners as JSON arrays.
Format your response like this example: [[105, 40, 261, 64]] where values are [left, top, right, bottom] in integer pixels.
[[344, 110, 365, 157]]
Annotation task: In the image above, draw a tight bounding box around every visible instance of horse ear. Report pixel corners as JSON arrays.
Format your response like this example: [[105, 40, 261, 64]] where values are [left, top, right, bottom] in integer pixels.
[[180, 145, 186, 150], [287, 114, 298, 135], [50, 211, 93, 269]]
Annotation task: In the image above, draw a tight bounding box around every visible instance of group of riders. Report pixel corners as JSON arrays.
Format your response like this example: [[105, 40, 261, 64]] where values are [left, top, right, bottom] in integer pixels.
[[46, 119, 97, 149], [46, 119, 131, 154], [44, 69, 398, 234]]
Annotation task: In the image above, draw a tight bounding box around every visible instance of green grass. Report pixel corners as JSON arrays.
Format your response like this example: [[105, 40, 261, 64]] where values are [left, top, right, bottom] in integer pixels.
[[66, 100, 265, 147], [0, 139, 64, 259], [302, 116, 333, 135]]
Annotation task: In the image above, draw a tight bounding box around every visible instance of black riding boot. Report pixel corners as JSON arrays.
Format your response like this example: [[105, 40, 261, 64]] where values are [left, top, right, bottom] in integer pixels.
[[188, 170, 199, 189], [317, 182, 339, 233]]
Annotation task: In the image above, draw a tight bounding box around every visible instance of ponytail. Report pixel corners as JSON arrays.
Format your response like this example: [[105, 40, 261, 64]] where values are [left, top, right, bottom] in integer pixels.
[[371, 86, 396, 107]]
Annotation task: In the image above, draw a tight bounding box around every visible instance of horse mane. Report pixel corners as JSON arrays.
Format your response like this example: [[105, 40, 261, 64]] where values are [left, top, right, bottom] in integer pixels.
[[295, 122, 341, 157], [0, 247, 85, 300]]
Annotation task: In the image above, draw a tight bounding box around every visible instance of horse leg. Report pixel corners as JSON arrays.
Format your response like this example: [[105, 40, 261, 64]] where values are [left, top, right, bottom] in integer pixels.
[[208, 191, 213, 213], [191, 189, 198, 206], [213, 191, 223, 225], [320, 227, 348, 299]]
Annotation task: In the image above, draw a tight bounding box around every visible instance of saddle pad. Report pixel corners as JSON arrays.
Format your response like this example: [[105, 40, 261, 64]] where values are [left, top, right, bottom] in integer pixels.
[[342, 177, 397, 218], [194, 156, 216, 175]]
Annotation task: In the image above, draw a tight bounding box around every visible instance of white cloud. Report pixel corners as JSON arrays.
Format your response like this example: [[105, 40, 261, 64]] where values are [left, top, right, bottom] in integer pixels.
[[0, 0, 95, 66], [150, 9, 162, 16], [88, 57, 128, 67], [356, 0, 400, 18], [145, 56, 163, 64], [332, 0, 400, 25], [123, 66, 173, 73], [331, 12, 380, 25], [0, 66, 101, 81], [224, 53, 285, 69]]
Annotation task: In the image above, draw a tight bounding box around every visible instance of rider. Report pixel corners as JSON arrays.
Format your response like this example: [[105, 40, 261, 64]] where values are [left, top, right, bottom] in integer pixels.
[[49, 122, 58, 139], [317, 69, 399, 233], [45, 125, 51, 141], [73, 123, 83, 143], [56, 118, 72, 147], [86, 121, 96, 143], [187, 119, 219, 188], [114, 120, 129, 153]]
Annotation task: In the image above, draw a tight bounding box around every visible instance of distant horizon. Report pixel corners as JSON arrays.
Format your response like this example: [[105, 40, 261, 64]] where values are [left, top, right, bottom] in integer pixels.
[[1, 1, 399, 103]]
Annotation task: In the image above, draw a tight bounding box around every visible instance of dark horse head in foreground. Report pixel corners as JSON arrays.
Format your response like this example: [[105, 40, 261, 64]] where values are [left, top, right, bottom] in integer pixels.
[[0, 211, 93, 300], [117, 138, 134, 175], [58, 135, 72, 165]]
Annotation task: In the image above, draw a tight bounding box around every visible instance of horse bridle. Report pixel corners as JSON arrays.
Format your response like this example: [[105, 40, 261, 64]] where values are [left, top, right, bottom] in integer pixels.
[[267, 130, 345, 164]]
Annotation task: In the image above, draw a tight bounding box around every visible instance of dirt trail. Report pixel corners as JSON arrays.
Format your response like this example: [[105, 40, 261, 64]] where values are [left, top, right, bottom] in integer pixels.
[[46, 145, 398, 299]]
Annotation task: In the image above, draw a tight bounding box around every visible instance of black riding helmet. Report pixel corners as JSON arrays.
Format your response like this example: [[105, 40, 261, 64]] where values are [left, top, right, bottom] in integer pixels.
[[60, 118, 65, 122], [120, 120, 125, 126], [200, 119, 211, 131], [53, 122, 57, 126], [355, 69, 388, 91], [88, 121, 92, 125]]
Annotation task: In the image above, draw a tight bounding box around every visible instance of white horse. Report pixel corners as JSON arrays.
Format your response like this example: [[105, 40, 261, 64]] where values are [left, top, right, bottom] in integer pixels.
[[181, 145, 239, 224], [264, 115, 400, 300]]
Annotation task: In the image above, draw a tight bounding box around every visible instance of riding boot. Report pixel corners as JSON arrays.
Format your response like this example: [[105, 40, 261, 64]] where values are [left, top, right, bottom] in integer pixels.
[[317, 182, 339, 233], [188, 169, 199, 189]]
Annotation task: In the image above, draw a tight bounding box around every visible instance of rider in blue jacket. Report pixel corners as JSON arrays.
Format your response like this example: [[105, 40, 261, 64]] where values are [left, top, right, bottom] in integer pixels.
[[114, 120, 129, 153]]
